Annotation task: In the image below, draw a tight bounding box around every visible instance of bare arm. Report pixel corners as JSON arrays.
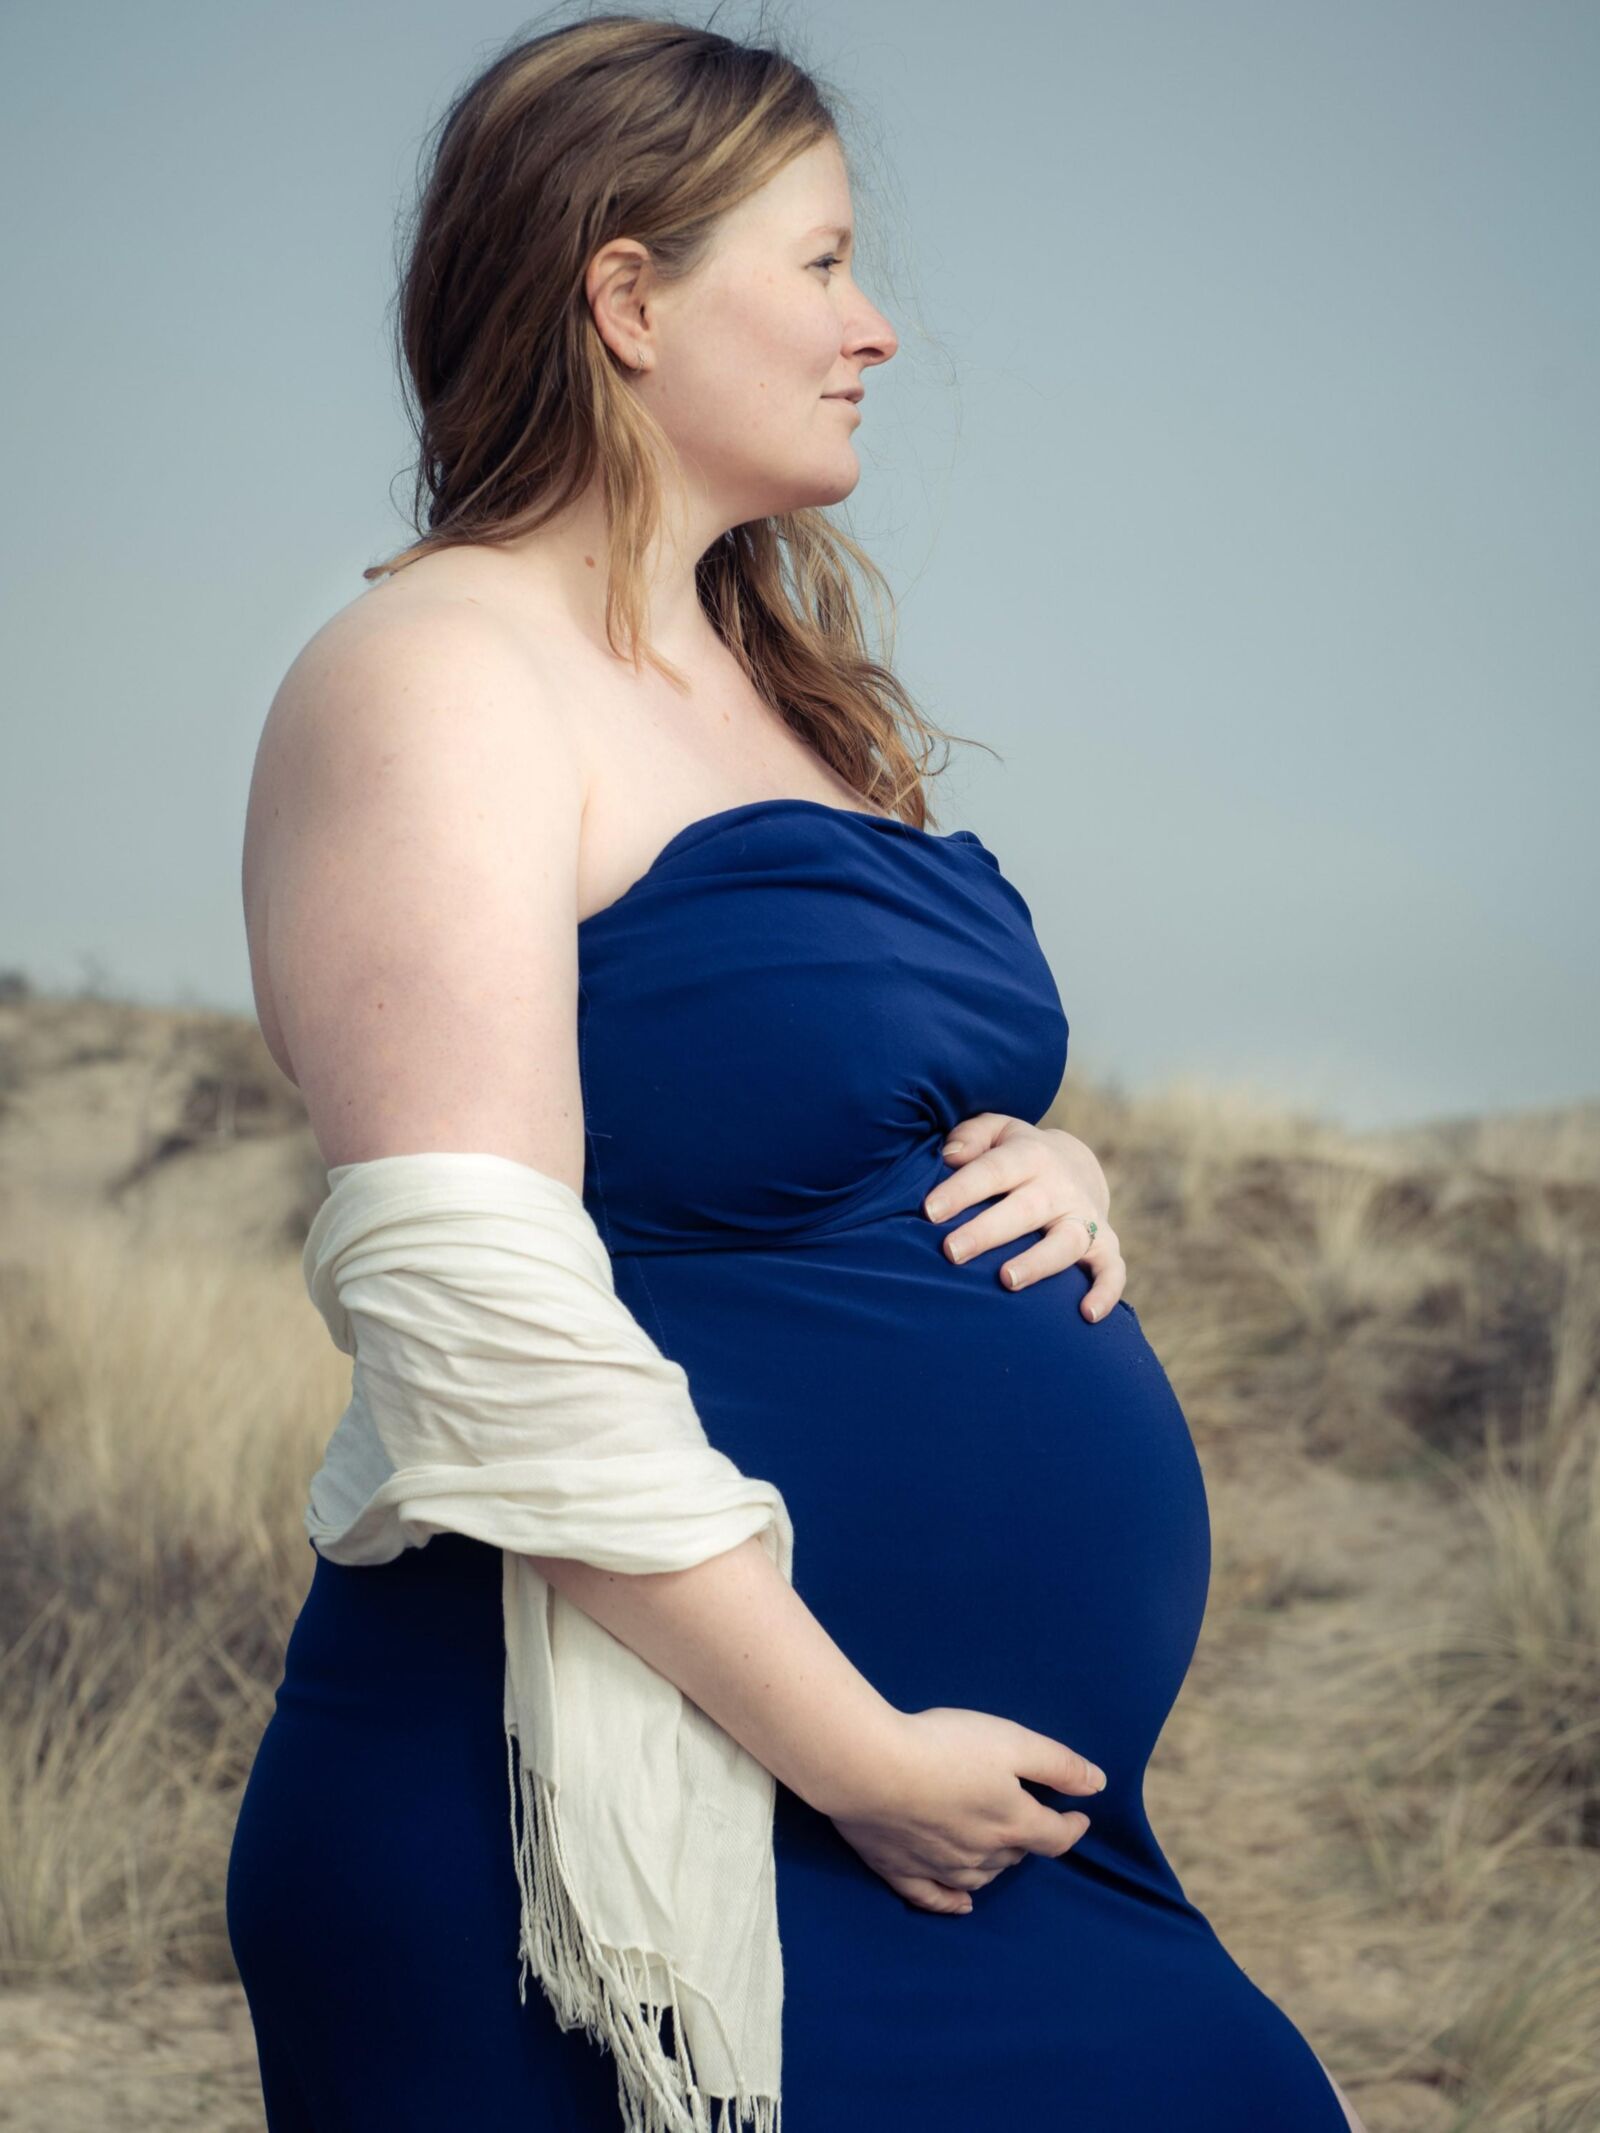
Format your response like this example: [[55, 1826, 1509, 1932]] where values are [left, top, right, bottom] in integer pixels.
[[256, 603, 907, 1820], [526, 1532, 908, 1816]]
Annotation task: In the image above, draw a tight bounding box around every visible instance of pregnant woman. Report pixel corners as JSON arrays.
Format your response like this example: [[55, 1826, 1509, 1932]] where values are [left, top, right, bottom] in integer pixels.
[[227, 17, 1366, 2131]]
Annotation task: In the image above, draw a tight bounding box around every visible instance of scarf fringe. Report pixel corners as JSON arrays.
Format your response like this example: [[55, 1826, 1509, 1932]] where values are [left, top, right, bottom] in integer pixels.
[[506, 1728, 780, 2133]]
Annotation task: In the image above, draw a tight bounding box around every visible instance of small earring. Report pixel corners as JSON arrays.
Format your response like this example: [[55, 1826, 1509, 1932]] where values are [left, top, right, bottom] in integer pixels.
[[633, 349, 646, 371]]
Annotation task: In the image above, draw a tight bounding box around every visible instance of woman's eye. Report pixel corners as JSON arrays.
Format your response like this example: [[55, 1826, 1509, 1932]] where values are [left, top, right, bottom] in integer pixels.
[[811, 254, 843, 276]]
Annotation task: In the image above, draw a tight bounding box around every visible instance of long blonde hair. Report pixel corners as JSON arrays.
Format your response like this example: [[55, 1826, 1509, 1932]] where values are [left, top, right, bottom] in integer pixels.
[[365, 11, 979, 826]]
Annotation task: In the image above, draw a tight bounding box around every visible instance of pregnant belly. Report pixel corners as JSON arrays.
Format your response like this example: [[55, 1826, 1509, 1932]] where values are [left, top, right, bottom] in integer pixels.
[[616, 1209, 1213, 1799]]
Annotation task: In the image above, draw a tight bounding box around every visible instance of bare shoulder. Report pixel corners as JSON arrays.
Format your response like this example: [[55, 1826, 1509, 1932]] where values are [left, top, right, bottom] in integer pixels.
[[248, 580, 581, 833], [241, 578, 589, 1180]]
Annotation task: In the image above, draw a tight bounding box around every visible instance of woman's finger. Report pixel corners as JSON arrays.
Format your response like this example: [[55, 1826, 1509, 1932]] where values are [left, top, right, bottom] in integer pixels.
[[1001, 1221, 1123, 1300], [933, 1176, 1060, 1264], [893, 1873, 975, 1915], [994, 1222, 1091, 1289], [938, 1114, 1011, 1163], [923, 1138, 1038, 1226], [1077, 1259, 1128, 1320]]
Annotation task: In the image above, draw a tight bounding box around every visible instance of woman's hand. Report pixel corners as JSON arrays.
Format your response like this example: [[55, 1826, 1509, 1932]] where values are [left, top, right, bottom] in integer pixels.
[[827, 1704, 1102, 1915], [922, 1116, 1127, 1321]]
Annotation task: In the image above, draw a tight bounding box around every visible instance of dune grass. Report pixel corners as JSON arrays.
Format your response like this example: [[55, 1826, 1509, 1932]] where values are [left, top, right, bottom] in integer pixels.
[[0, 1001, 1595, 2129]]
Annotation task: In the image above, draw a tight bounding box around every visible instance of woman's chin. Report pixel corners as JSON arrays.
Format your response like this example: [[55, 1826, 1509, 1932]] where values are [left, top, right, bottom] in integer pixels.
[[747, 452, 861, 518], [806, 453, 862, 507]]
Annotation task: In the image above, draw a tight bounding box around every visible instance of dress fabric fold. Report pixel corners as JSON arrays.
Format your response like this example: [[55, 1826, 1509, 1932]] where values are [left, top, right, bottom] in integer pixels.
[[300, 1148, 793, 2133]]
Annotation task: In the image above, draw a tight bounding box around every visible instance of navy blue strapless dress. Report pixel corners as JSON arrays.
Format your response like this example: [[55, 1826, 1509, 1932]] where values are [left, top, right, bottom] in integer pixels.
[[227, 798, 1348, 2130]]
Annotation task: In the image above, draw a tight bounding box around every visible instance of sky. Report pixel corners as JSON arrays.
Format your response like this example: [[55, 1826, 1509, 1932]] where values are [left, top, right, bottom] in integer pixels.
[[2, 0, 1595, 1133]]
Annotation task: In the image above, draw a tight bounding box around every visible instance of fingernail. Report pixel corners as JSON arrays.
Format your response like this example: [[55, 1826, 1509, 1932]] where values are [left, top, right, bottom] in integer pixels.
[[943, 1139, 965, 1155], [1085, 1305, 1098, 1322], [1088, 1765, 1107, 1790]]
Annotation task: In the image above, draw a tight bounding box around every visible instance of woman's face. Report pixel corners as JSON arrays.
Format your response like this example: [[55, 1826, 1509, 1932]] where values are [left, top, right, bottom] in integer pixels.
[[606, 135, 899, 527]]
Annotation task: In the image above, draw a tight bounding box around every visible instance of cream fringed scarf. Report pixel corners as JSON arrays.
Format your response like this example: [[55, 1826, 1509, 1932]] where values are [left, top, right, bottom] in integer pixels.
[[300, 1150, 794, 2133]]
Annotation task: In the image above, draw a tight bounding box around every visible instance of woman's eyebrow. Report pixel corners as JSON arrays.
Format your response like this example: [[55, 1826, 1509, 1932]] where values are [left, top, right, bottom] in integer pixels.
[[804, 222, 853, 246]]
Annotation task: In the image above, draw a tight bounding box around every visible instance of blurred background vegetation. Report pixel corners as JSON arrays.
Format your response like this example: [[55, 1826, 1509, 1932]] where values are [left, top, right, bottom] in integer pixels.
[[0, 975, 1596, 2130]]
